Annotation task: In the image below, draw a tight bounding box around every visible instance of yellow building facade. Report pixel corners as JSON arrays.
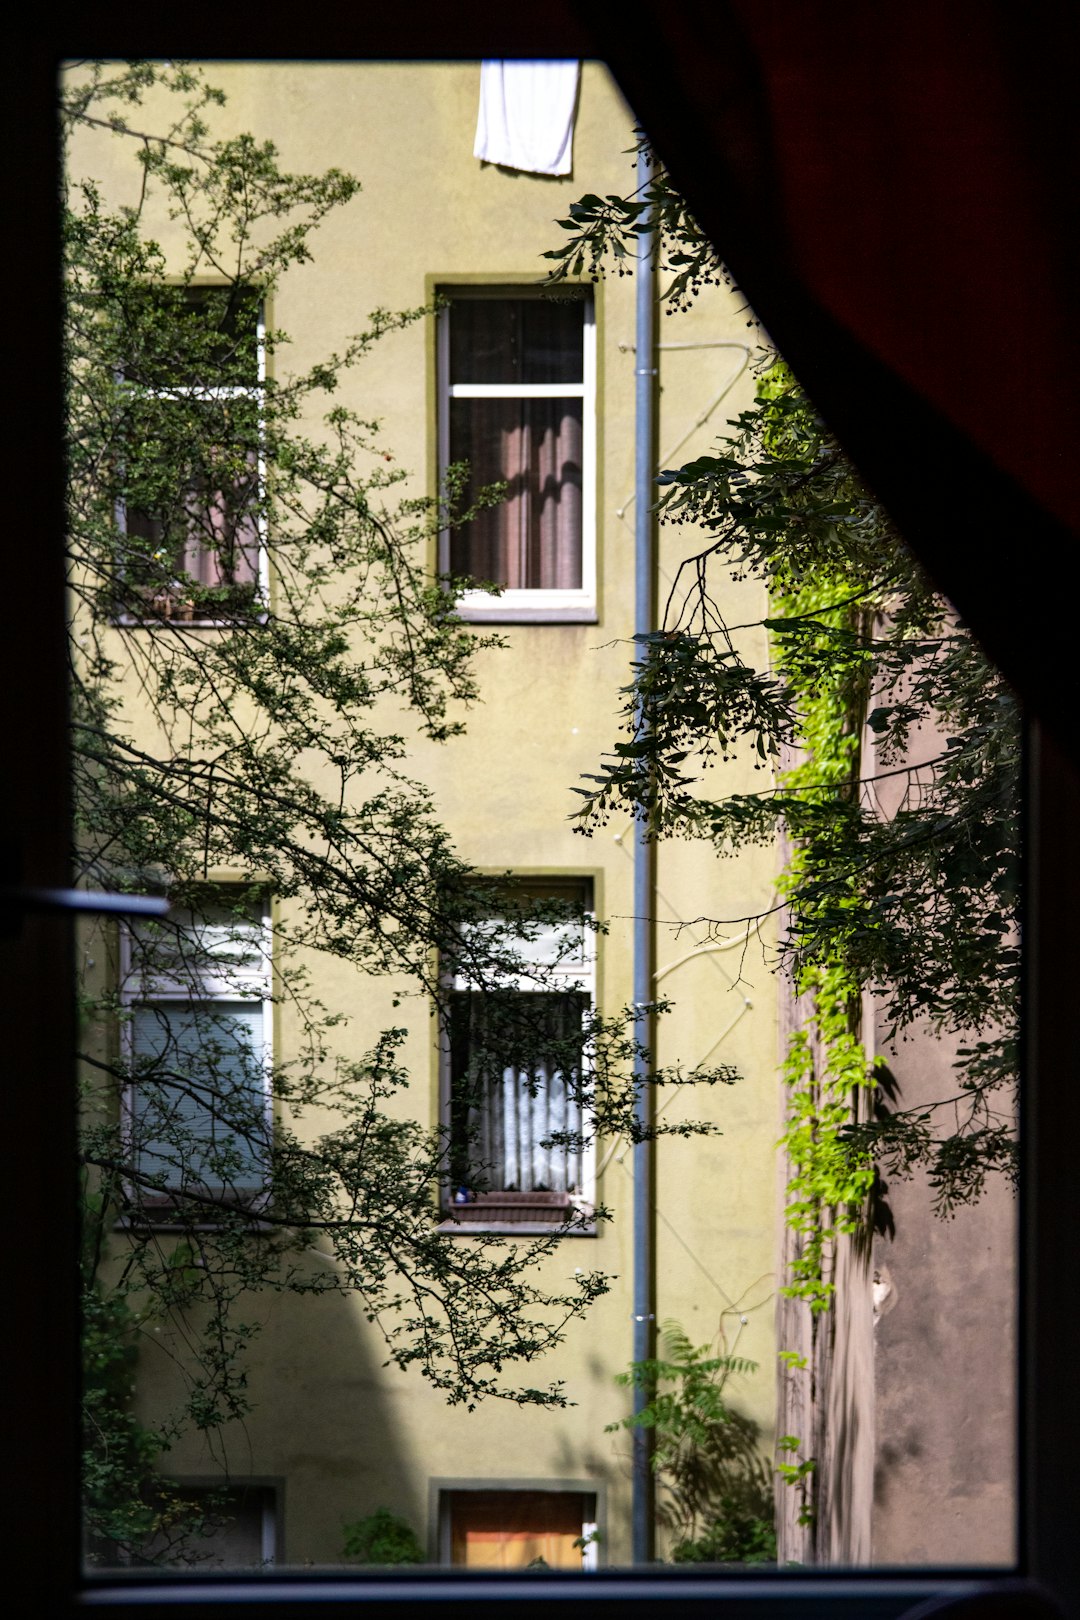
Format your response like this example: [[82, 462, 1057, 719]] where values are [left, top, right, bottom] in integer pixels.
[[71, 60, 779, 1569]]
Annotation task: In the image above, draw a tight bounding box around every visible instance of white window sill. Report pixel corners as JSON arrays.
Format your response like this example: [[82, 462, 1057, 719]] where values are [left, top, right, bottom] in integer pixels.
[[453, 589, 597, 624], [112, 610, 269, 630], [438, 1219, 597, 1237]]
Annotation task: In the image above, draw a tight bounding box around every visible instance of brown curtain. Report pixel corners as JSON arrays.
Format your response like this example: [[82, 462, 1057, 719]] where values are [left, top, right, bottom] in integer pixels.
[[450, 398, 583, 590]]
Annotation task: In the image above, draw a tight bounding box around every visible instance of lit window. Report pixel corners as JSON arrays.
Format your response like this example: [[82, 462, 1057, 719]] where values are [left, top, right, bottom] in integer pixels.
[[442, 880, 596, 1230], [441, 1488, 598, 1570], [437, 288, 596, 622], [120, 894, 272, 1216]]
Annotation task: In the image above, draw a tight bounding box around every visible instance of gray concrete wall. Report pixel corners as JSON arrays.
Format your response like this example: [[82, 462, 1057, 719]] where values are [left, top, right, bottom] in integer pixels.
[[870, 1017, 1017, 1567]]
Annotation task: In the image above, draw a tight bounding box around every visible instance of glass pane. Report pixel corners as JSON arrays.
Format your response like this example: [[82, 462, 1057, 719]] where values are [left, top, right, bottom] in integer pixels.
[[128, 901, 267, 993], [129, 1002, 267, 1198], [123, 399, 260, 604], [448, 989, 588, 1200], [450, 880, 592, 983], [123, 285, 261, 388], [449, 295, 583, 384], [448, 396, 583, 587], [447, 1491, 594, 1568], [88, 1484, 275, 1571]]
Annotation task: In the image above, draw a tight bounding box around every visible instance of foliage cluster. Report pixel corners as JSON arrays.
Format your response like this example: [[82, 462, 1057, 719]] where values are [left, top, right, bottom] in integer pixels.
[[609, 1322, 776, 1565], [82, 1203, 232, 1565], [543, 140, 737, 313], [558, 145, 1020, 1307], [341, 1507, 425, 1566]]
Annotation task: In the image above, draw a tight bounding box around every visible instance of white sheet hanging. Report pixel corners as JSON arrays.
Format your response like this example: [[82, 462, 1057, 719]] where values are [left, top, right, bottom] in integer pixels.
[[474, 60, 581, 178]]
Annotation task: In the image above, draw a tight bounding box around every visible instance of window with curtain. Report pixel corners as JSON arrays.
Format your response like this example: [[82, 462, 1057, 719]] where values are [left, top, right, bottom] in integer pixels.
[[442, 879, 596, 1229], [438, 288, 596, 621], [119, 286, 264, 621], [442, 1489, 598, 1569]]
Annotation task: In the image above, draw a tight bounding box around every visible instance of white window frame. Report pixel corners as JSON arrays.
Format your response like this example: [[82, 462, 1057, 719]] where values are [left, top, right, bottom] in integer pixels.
[[115, 290, 269, 626], [119, 895, 273, 1220], [437, 286, 597, 623], [441, 884, 597, 1233]]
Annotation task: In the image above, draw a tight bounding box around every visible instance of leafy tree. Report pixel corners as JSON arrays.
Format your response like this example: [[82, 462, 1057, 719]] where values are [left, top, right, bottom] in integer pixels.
[[341, 1507, 425, 1566], [66, 68, 731, 1563], [550, 141, 1020, 1311], [608, 1322, 776, 1565]]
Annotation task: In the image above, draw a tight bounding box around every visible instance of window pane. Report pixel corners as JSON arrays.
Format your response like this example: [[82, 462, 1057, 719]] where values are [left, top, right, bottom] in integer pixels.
[[130, 1002, 267, 1198], [449, 296, 583, 384], [130, 900, 266, 983], [123, 400, 260, 602], [447, 1491, 594, 1569], [449, 989, 588, 1198], [89, 1484, 276, 1571], [449, 396, 583, 587]]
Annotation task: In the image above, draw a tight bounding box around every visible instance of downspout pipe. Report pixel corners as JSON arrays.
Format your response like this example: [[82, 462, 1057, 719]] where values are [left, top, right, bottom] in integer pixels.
[[631, 136, 657, 1568]]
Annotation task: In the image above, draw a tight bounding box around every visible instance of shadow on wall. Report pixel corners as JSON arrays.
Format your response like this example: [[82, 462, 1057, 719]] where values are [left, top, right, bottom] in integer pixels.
[[129, 1281, 429, 1569]]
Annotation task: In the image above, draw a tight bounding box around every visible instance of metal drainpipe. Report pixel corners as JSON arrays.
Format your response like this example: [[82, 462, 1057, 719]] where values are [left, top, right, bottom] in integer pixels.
[[631, 136, 657, 1568]]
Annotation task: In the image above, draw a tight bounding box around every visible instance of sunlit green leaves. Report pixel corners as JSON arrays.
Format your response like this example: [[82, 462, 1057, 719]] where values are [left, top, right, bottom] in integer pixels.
[[574, 344, 1018, 1270]]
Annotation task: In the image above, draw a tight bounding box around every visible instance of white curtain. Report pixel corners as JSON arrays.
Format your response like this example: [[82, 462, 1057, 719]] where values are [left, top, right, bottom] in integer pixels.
[[452, 992, 586, 1193], [473, 61, 580, 177], [472, 1059, 583, 1194]]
